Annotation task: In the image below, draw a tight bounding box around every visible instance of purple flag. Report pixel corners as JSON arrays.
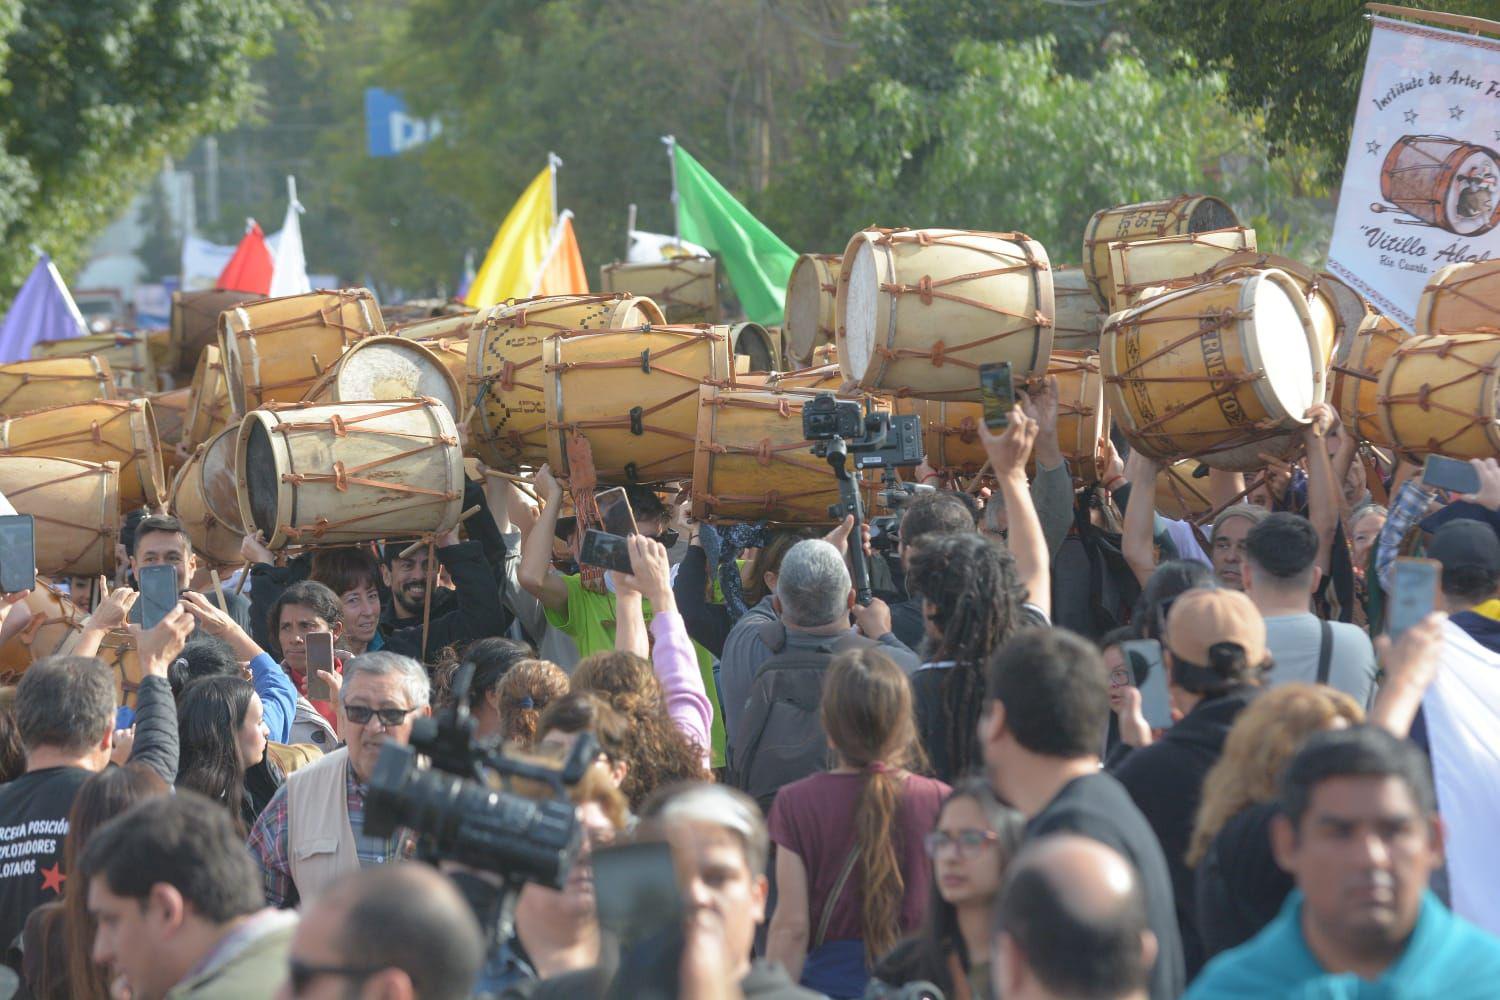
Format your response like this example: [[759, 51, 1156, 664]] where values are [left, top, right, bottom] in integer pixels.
[[0, 253, 87, 363]]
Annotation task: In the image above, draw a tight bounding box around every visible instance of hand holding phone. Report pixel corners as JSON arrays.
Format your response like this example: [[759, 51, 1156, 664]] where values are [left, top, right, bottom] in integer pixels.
[[1387, 557, 1441, 638], [592, 842, 683, 946], [136, 564, 180, 631], [595, 487, 638, 537], [978, 361, 1015, 430], [305, 630, 335, 701], [1421, 454, 1481, 496], [579, 529, 634, 574], [0, 514, 36, 595]]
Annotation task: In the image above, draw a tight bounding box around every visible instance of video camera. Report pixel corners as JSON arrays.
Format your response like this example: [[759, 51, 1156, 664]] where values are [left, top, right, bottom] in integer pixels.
[[364, 663, 596, 893]]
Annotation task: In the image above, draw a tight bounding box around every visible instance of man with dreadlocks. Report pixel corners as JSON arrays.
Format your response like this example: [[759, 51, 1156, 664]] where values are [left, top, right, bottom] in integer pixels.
[[906, 400, 1051, 781]]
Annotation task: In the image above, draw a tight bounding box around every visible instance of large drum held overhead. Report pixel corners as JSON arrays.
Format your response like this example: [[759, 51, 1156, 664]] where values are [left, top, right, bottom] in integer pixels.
[[390, 312, 476, 407], [0, 356, 114, 417], [1377, 332, 1500, 459], [1206, 252, 1346, 367], [31, 334, 156, 392], [1105, 227, 1258, 311], [171, 289, 259, 378], [692, 385, 876, 524], [0, 398, 165, 510], [1155, 460, 1215, 523], [1083, 196, 1240, 310], [1331, 314, 1408, 448], [185, 344, 232, 451], [149, 386, 193, 476], [237, 398, 465, 550], [1379, 136, 1500, 236], [304, 335, 463, 422], [1053, 267, 1105, 353], [169, 425, 246, 567], [783, 253, 841, 367], [469, 294, 665, 470], [219, 287, 385, 414], [544, 325, 731, 484], [837, 228, 1053, 401], [1416, 260, 1500, 336], [0, 456, 119, 576], [600, 257, 719, 323], [1101, 269, 1322, 471]]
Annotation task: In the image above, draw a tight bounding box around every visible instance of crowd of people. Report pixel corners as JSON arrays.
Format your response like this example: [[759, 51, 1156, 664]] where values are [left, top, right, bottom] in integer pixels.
[[1, 373, 1499, 1000]]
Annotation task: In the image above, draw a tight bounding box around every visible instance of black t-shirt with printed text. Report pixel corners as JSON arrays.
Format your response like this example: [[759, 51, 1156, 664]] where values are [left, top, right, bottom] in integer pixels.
[[0, 767, 90, 956]]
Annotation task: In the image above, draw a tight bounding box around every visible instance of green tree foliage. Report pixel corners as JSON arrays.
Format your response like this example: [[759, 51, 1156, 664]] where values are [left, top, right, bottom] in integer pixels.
[[0, 0, 297, 308], [1133, 0, 1500, 182]]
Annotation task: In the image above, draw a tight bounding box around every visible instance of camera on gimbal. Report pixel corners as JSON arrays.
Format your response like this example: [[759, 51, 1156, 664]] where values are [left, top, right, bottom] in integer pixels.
[[801, 393, 924, 470], [363, 663, 595, 892]]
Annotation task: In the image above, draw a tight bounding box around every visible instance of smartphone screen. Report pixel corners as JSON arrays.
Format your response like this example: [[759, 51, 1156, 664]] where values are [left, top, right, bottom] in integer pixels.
[[1119, 639, 1174, 730], [579, 529, 634, 574], [595, 487, 637, 538], [306, 631, 335, 701], [592, 842, 683, 947], [1421, 455, 1480, 496], [0, 514, 35, 594], [978, 361, 1015, 430], [137, 564, 180, 630], [1387, 557, 1441, 638]]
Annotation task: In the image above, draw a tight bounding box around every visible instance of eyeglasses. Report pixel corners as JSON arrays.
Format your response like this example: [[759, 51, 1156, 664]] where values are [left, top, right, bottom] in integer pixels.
[[287, 958, 382, 995], [342, 704, 417, 727], [923, 828, 1000, 858]]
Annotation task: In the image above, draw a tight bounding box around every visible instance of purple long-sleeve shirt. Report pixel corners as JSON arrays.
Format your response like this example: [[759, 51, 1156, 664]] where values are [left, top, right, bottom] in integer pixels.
[[648, 609, 714, 768]]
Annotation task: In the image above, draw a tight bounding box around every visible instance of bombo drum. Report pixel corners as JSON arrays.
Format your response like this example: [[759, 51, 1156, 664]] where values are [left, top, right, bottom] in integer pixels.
[[1105, 227, 1258, 310], [1082, 196, 1239, 310], [0, 456, 119, 576], [219, 287, 385, 414], [600, 257, 719, 323], [1101, 269, 1322, 471], [1416, 261, 1500, 336], [237, 398, 465, 549], [169, 425, 246, 567], [0, 398, 165, 510], [1377, 332, 1500, 460], [837, 227, 1053, 400], [1052, 267, 1105, 353], [469, 294, 665, 470], [1331, 314, 1408, 448], [544, 325, 731, 484], [0, 357, 114, 417], [783, 253, 842, 367], [304, 335, 463, 422], [1207, 252, 1347, 367]]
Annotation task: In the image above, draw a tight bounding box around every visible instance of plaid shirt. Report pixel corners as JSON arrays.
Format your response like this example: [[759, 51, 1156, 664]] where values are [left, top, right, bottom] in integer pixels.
[[246, 751, 406, 908], [1376, 480, 1436, 594]]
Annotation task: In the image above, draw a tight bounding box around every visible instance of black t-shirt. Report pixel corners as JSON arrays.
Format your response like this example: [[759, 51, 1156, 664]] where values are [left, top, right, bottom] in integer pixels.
[[0, 767, 91, 954], [1026, 771, 1187, 1000]]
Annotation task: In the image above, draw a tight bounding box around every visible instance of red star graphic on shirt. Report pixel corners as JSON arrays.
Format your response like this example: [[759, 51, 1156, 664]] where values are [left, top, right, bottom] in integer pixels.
[[39, 863, 65, 895]]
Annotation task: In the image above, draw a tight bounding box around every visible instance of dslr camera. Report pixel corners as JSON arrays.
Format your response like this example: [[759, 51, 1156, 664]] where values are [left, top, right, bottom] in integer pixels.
[[364, 663, 594, 891]]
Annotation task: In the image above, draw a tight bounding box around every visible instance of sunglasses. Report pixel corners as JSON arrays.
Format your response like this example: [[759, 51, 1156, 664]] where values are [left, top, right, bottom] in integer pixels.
[[923, 828, 1000, 859], [652, 528, 680, 549], [287, 959, 381, 995], [342, 704, 417, 727]]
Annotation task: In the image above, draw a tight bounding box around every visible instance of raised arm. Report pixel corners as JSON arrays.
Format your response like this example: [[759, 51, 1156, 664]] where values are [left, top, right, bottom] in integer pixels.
[[1121, 449, 1161, 588], [628, 535, 713, 763], [125, 603, 196, 782], [73, 582, 137, 659], [181, 591, 297, 745], [517, 464, 571, 614], [979, 401, 1050, 618], [1028, 375, 1075, 559], [1302, 403, 1340, 577]]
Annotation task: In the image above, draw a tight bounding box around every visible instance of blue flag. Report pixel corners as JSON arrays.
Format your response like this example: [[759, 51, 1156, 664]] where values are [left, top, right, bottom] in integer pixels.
[[0, 254, 86, 363]]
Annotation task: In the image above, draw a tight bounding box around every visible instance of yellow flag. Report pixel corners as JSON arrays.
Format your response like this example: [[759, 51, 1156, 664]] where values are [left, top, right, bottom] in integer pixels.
[[532, 211, 589, 297], [465, 166, 554, 307]]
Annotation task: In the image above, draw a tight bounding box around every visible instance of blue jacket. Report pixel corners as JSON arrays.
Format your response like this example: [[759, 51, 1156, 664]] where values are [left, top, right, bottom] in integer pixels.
[[247, 651, 298, 745], [1186, 889, 1500, 999]]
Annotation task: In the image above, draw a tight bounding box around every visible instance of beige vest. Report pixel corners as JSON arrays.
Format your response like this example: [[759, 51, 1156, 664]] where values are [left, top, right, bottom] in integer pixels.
[[286, 746, 359, 905]]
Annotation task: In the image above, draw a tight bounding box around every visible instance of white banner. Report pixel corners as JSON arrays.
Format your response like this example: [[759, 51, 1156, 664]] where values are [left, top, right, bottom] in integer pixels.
[[1327, 15, 1500, 331]]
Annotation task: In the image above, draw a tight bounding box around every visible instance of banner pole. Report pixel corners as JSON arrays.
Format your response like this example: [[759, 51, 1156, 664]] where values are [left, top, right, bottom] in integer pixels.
[[1364, 2, 1500, 37], [661, 135, 679, 245], [547, 152, 563, 224]]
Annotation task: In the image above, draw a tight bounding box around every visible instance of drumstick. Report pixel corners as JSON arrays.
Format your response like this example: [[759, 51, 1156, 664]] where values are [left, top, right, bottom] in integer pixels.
[[210, 569, 228, 612], [397, 507, 481, 560], [233, 563, 251, 596], [966, 462, 993, 494], [480, 468, 541, 502]]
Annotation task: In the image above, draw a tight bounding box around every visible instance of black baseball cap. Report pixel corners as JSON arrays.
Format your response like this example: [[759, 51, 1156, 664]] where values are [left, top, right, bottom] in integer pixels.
[[1427, 518, 1500, 575]]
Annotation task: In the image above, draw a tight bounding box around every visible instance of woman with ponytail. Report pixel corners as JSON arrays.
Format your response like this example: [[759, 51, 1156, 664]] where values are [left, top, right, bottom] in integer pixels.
[[766, 647, 948, 998], [495, 659, 569, 749]]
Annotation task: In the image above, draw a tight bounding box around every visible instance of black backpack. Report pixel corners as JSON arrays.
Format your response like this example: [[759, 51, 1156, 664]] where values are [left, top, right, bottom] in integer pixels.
[[728, 620, 879, 812]]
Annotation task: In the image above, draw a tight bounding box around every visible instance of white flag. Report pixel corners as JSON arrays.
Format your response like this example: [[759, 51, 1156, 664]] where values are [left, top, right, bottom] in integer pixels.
[[269, 177, 311, 297], [627, 229, 709, 263]]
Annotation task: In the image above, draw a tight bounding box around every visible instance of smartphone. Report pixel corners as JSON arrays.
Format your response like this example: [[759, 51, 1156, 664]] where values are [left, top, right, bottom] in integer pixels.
[[136, 564, 180, 631], [978, 361, 1015, 430], [1387, 557, 1441, 638], [1421, 454, 1480, 495], [0, 514, 35, 594], [1119, 639, 1174, 730], [579, 529, 634, 574], [595, 487, 637, 538], [592, 842, 683, 947], [306, 630, 335, 701]]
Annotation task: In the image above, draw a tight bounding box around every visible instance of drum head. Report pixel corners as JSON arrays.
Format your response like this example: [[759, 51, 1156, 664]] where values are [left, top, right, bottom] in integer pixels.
[[335, 340, 460, 419], [843, 239, 880, 380], [200, 428, 243, 530], [1251, 275, 1318, 421], [1187, 197, 1238, 233], [243, 419, 279, 539], [786, 260, 825, 362], [732, 323, 776, 373]]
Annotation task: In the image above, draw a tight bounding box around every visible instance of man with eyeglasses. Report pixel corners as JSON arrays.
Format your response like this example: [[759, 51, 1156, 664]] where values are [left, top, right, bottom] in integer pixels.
[[275, 863, 484, 1000], [248, 651, 432, 908]]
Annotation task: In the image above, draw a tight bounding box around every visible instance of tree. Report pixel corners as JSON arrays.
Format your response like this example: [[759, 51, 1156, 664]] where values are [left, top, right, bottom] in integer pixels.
[[0, 0, 298, 310], [1133, 1, 1500, 183]]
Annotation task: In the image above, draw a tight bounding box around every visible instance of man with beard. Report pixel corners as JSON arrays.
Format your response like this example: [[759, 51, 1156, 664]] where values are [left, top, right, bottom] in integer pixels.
[[1186, 726, 1500, 996]]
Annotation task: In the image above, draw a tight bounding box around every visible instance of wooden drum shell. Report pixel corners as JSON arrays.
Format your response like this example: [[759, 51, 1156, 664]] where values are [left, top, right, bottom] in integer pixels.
[[0, 456, 119, 576], [0, 357, 115, 417], [784, 253, 841, 367], [169, 426, 246, 567], [1082, 195, 1239, 310], [1331, 314, 1408, 448], [1377, 332, 1500, 460], [0, 398, 165, 510], [1416, 261, 1500, 336]]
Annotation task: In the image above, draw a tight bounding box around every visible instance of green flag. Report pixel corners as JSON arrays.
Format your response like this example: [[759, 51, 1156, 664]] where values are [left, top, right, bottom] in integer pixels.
[[673, 143, 797, 327]]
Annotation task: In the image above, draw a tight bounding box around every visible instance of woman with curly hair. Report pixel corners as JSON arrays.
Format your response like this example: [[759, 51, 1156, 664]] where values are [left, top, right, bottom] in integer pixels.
[[904, 532, 1037, 781], [1190, 683, 1364, 960], [432, 636, 535, 740], [495, 659, 570, 749]]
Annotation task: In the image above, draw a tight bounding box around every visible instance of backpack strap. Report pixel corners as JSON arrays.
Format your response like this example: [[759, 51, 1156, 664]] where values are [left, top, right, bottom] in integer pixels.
[[1316, 619, 1333, 686], [813, 843, 861, 951], [756, 618, 790, 654]]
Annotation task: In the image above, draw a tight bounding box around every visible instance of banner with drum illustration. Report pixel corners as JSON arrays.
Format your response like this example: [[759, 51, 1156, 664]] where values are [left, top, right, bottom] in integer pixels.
[[1327, 14, 1500, 331]]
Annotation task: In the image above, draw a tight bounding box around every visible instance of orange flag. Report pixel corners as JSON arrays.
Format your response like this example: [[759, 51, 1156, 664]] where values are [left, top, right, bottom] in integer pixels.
[[532, 211, 589, 296]]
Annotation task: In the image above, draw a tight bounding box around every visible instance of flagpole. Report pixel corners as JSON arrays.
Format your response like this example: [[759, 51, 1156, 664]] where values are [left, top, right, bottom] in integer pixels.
[[661, 135, 680, 245], [548, 152, 563, 225]]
